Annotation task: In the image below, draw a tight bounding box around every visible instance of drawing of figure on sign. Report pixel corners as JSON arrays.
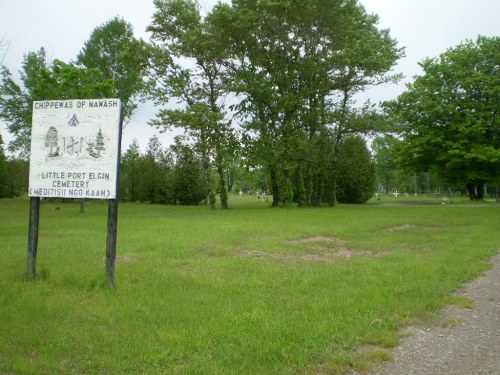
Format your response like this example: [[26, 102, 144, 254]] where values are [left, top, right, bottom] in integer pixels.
[[68, 114, 79, 127], [45, 127, 60, 158], [66, 136, 79, 155]]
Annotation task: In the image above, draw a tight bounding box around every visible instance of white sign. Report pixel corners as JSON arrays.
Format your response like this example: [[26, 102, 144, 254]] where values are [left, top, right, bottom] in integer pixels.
[[28, 99, 121, 199]]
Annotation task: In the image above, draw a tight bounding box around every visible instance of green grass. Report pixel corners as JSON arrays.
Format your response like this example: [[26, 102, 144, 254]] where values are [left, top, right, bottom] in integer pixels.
[[0, 195, 498, 374]]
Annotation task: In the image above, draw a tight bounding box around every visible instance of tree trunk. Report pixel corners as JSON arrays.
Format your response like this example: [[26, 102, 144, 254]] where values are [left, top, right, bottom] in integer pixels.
[[216, 152, 228, 209], [280, 169, 293, 207], [305, 162, 313, 207], [466, 181, 484, 200], [270, 167, 280, 207], [329, 88, 349, 207]]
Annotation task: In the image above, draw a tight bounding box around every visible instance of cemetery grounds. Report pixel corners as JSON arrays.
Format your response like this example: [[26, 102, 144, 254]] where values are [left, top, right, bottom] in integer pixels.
[[0, 195, 498, 374]]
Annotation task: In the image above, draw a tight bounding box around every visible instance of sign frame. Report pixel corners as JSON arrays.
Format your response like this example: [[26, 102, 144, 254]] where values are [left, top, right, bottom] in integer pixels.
[[27, 99, 123, 288], [28, 99, 121, 199]]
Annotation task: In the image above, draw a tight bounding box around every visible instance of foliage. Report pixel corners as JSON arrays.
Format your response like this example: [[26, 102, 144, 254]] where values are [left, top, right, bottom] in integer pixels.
[[0, 157, 28, 198], [119, 139, 142, 202], [0, 49, 114, 157], [372, 136, 400, 194], [209, 0, 402, 206], [0, 134, 29, 198], [335, 135, 376, 203], [390, 36, 500, 199], [120, 136, 206, 206], [0, 5, 404, 207], [148, 0, 236, 209], [171, 137, 207, 205], [77, 17, 150, 121]]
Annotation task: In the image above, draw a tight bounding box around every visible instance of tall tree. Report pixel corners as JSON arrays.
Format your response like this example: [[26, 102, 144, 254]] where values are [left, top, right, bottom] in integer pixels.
[[120, 138, 142, 202], [211, 0, 402, 206], [335, 135, 376, 204], [140, 135, 168, 204], [372, 135, 400, 194], [390, 36, 500, 200], [171, 136, 207, 205], [0, 134, 6, 197], [77, 17, 150, 121], [148, 0, 234, 208]]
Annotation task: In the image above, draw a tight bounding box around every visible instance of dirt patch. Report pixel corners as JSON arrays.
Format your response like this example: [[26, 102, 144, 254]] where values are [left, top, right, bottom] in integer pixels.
[[384, 224, 442, 232], [241, 235, 386, 263], [286, 235, 346, 245], [240, 248, 385, 263], [113, 255, 138, 264]]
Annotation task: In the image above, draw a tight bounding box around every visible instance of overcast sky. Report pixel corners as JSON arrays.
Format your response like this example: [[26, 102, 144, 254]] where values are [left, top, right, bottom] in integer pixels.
[[1, 0, 499, 152]]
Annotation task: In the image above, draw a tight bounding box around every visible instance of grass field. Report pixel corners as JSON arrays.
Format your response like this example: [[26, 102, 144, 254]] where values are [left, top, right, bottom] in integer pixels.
[[0, 195, 498, 374]]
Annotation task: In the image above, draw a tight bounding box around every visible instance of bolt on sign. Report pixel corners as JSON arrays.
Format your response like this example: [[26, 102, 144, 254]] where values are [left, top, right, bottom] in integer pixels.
[[29, 99, 121, 199]]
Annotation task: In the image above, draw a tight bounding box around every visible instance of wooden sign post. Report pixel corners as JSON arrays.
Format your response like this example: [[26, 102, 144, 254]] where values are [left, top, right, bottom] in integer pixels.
[[105, 108, 123, 288], [27, 99, 122, 287], [27, 196, 41, 278]]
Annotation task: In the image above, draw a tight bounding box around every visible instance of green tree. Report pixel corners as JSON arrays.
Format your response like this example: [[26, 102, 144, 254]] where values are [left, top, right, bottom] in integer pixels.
[[211, 0, 402, 207], [171, 137, 207, 205], [372, 135, 400, 194], [139, 135, 167, 204], [148, 0, 235, 209], [120, 138, 142, 202], [335, 135, 376, 204], [0, 134, 6, 197], [0, 49, 114, 157], [0, 157, 29, 198], [77, 17, 150, 121], [391, 36, 500, 200]]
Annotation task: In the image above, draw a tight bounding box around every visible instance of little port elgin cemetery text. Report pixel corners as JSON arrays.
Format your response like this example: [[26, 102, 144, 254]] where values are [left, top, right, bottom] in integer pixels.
[[27, 99, 123, 287]]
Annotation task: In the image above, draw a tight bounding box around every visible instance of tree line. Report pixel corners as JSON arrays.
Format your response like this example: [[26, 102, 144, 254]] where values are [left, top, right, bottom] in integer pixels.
[[1, 1, 498, 204], [119, 132, 375, 206]]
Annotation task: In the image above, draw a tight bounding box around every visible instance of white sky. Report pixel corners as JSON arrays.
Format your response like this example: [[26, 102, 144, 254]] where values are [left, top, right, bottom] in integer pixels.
[[1, 0, 499, 153]]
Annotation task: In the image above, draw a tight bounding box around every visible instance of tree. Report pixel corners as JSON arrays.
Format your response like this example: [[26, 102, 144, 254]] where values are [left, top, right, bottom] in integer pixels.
[[148, 0, 235, 209], [139, 135, 168, 204], [0, 134, 6, 197], [0, 49, 114, 157], [210, 0, 402, 206], [77, 17, 150, 121], [95, 128, 105, 157], [171, 136, 207, 205], [120, 138, 142, 202], [0, 150, 29, 198], [335, 135, 376, 204], [372, 135, 400, 194], [391, 36, 500, 200]]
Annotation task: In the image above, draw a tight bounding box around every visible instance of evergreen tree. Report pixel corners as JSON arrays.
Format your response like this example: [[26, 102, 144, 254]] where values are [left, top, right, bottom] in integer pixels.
[[335, 135, 376, 204], [0, 134, 6, 197], [95, 128, 105, 157], [120, 139, 142, 202], [171, 137, 206, 205]]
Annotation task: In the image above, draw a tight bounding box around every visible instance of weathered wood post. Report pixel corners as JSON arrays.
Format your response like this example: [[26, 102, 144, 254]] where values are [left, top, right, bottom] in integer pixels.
[[105, 198, 118, 288], [27, 196, 41, 278], [105, 104, 123, 288]]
